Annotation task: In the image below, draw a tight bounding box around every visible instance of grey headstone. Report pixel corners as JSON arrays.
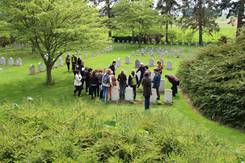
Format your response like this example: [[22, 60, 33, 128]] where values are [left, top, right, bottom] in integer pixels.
[[148, 58, 154, 67], [16, 58, 22, 66], [59, 56, 64, 66], [135, 59, 141, 68], [166, 61, 173, 70], [38, 63, 45, 72], [0, 57, 6, 65], [8, 57, 14, 66], [29, 64, 35, 75], [125, 56, 130, 64]]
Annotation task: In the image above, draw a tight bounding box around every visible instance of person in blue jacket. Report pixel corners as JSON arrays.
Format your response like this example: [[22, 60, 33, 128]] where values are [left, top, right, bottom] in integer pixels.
[[152, 68, 161, 100]]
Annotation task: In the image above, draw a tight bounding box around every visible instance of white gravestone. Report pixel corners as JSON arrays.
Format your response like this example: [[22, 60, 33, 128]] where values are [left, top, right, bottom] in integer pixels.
[[29, 64, 35, 75], [0, 57, 6, 65], [166, 61, 172, 70], [125, 56, 130, 64], [164, 89, 173, 104], [135, 59, 141, 68], [38, 63, 45, 72], [8, 57, 14, 66], [54, 61, 59, 68], [16, 58, 22, 66], [125, 87, 134, 102], [111, 87, 119, 101], [150, 88, 157, 103], [59, 57, 64, 66], [149, 58, 154, 67], [159, 80, 165, 92]]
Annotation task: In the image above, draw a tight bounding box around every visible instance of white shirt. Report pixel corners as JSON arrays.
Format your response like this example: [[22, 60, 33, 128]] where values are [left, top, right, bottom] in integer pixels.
[[74, 74, 82, 86]]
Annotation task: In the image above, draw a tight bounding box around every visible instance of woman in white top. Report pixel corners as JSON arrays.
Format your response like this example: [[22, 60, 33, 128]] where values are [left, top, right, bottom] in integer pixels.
[[74, 70, 82, 97]]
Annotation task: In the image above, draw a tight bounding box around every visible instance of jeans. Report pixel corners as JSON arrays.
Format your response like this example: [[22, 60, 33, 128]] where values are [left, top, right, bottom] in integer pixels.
[[119, 85, 126, 100], [144, 96, 150, 110], [132, 85, 137, 100], [90, 86, 97, 98], [74, 86, 82, 97], [102, 86, 109, 102], [156, 86, 160, 100], [66, 63, 70, 71]]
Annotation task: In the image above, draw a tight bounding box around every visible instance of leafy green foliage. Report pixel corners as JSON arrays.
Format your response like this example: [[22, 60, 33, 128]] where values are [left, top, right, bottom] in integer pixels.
[[0, 101, 243, 162], [178, 35, 245, 128]]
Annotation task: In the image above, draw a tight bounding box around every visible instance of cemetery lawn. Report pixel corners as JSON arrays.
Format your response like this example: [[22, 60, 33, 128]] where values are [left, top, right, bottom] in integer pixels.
[[0, 44, 244, 161]]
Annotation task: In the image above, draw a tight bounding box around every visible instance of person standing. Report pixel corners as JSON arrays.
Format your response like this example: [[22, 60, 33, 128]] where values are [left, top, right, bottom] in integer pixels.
[[128, 71, 138, 100], [85, 68, 93, 94], [152, 68, 161, 100], [74, 71, 82, 97], [109, 61, 116, 75], [117, 71, 127, 101], [65, 55, 71, 72], [142, 71, 152, 110], [157, 61, 164, 74], [71, 55, 77, 74], [90, 71, 99, 99], [165, 75, 180, 97], [136, 63, 146, 87], [102, 69, 111, 102]]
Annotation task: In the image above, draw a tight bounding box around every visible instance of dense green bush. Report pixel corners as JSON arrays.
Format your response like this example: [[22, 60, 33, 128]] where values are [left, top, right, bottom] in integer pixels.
[[178, 37, 245, 128], [0, 101, 243, 162]]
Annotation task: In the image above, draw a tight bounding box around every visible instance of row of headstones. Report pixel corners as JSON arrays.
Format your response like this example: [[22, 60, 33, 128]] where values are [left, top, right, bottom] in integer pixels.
[[131, 47, 188, 57], [111, 85, 172, 104], [131, 58, 172, 70], [114, 39, 207, 46], [0, 57, 23, 66], [29, 57, 65, 75]]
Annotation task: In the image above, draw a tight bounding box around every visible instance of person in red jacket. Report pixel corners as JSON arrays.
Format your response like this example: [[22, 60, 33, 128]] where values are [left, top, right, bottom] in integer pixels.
[[165, 75, 180, 97]]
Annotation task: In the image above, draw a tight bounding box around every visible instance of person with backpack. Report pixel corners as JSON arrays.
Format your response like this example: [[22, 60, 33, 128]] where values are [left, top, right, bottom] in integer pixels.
[[65, 55, 71, 72], [128, 71, 138, 100], [102, 69, 111, 102], [142, 71, 152, 110], [165, 75, 180, 97], [117, 71, 127, 101], [74, 70, 82, 97], [152, 68, 161, 100]]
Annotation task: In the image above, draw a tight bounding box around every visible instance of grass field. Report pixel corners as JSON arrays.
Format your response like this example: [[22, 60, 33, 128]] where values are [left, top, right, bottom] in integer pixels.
[[0, 44, 244, 162]]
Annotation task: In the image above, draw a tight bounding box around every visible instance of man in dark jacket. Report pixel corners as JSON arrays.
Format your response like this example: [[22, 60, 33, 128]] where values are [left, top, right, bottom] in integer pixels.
[[117, 70, 127, 100], [165, 75, 180, 97], [128, 71, 138, 100], [71, 55, 77, 74], [142, 71, 152, 110], [109, 61, 116, 75], [65, 55, 71, 72], [137, 63, 146, 87], [152, 68, 161, 100]]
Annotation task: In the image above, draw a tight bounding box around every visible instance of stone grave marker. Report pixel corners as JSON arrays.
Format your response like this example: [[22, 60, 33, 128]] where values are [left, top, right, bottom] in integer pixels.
[[29, 64, 35, 75], [166, 61, 172, 70], [149, 58, 154, 67], [164, 89, 173, 104], [38, 63, 45, 72], [159, 80, 165, 92], [8, 57, 14, 66], [135, 59, 141, 68], [111, 87, 119, 101], [0, 57, 6, 65], [125, 56, 130, 64], [16, 58, 22, 66], [125, 87, 134, 102], [59, 56, 64, 66], [150, 88, 157, 103]]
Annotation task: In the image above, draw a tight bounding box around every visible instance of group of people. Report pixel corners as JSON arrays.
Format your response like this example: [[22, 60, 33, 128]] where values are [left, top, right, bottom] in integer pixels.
[[66, 54, 180, 110]]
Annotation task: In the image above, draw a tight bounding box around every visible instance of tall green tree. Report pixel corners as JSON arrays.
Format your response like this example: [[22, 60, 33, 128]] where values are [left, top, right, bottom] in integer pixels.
[[89, 0, 118, 37], [113, 0, 159, 47], [220, 0, 245, 36], [156, 0, 179, 43], [0, 0, 108, 85], [181, 0, 220, 45]]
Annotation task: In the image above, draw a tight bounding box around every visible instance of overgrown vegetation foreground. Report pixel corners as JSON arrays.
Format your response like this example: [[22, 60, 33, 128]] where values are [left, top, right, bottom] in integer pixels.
[[0, 100, 244, 162], [178, 31, 245, 129]]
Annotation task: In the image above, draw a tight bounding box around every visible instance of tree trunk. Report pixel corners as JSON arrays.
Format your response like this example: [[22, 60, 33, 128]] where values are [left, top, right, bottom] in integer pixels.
[[46, 64, 53, 85], [165, 22, 169, 43], [198, 0, 203, 45], [106, 0, 112, 38], [237, 0, 245, 36]]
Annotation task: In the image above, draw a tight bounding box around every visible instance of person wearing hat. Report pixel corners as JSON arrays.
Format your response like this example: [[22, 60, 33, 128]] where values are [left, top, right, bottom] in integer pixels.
[[109, 60, 116, 75], [152, 68, 161, 100], [136, 63, 147, 87]]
